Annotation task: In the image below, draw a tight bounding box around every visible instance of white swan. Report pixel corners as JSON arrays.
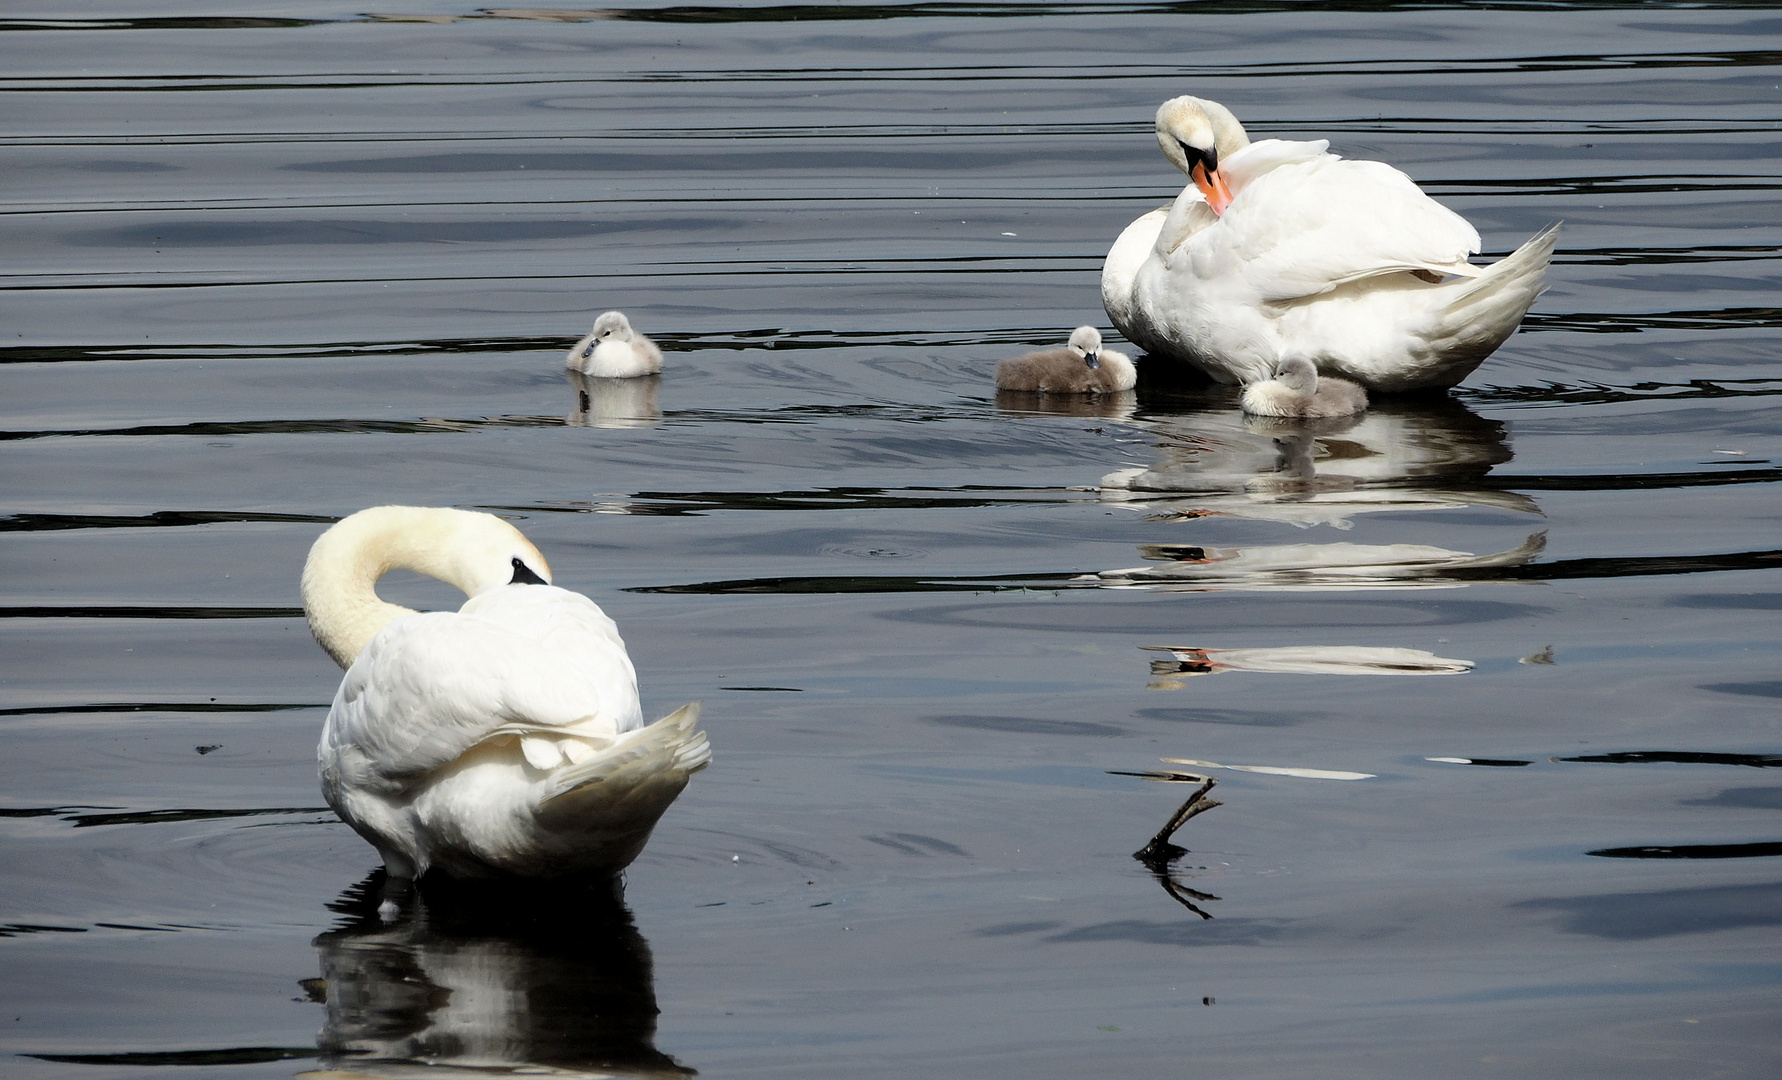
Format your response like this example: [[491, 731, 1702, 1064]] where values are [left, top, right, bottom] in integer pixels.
[[994, 325, 1137, 394], [1241, 357, 1367, 418], [301, 506, 709, 880], [1102, 96, 1559, 392], [567, 311, 663, 378]]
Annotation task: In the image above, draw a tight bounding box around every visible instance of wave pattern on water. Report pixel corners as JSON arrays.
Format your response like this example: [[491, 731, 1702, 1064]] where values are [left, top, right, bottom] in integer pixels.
[[4, 2, 1782, 1077]]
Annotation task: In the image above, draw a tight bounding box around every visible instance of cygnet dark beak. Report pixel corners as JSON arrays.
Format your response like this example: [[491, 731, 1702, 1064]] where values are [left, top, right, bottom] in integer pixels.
[[1084, 350, 1100, 370]]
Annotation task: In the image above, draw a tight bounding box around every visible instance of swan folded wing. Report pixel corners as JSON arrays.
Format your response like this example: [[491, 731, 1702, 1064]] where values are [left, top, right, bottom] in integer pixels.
[[459, 586, 637, 682], [1220, 138, 1332, 195], [457, 584, 645, 739], [324, 611, 630, 792], [1203, 158, 1484, 304]]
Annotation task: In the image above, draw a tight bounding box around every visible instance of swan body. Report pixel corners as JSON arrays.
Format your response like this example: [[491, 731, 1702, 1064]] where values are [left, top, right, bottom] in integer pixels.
[[1103, 95, 1558, 391], [301, 506, 709, 880], [567, 311, 663, 378], [1242, 357, 1367, 418], [994, 325, 1137, 394]]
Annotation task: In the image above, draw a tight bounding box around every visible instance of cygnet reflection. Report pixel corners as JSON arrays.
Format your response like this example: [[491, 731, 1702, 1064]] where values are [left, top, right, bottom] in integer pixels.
[[567, 369, 663, 429], [300, 873, 693, 1079], [1143, 644, 1473, 690], [995, 386, 1137, 419]]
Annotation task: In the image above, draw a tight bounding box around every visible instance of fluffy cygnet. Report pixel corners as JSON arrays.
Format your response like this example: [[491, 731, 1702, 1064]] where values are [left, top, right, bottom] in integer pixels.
[[566, 311, 663, 378], [1241, 357, 1368, 418], [994, 326, 1137, 394]]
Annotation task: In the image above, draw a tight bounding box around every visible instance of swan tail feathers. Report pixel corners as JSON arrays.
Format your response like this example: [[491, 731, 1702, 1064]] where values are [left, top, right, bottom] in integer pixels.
[[1434, 223, 1560, 349], [536, 703, 708, 833]]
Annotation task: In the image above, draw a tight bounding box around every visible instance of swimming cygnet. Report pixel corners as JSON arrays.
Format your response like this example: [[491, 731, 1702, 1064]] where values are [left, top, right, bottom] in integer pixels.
[[566, 311, 663, 378], [994, 325, 1137, 394], [1241, 357, 1367, 418]]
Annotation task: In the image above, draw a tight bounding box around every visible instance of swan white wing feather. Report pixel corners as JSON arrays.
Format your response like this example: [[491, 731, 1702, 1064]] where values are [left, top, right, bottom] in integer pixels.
[[1219, 138, 1331, 193], [321, 585, 642, 795], [1201, 157, 1483, 304], [1103, 207, 1168, 332]]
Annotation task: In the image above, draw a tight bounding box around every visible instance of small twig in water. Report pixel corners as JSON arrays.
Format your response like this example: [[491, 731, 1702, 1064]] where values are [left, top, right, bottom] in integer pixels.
[[1133, 776, 1222, 868]]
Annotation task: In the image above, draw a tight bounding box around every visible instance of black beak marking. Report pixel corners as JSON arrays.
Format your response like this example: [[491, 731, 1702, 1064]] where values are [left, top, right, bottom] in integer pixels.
[[1177, 138, 1217, 174], [510, 557, 548, 585]]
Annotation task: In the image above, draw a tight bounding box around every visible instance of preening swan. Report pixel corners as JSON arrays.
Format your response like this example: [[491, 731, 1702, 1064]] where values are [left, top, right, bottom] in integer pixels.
[[1102, 95, 1559, 392], [567, 311, 663, 378], [1242, 357, 1367, 418], [301, 506, 709, 880], [994, 325, 1137, 394]]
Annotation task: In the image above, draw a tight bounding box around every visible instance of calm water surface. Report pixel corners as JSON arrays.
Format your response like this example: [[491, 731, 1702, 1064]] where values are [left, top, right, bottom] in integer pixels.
[[3, 1, 1781, 1076]]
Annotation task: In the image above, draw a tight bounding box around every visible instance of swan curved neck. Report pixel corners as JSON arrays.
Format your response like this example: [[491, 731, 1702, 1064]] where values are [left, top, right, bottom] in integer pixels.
[[301, 506, 548, 669]]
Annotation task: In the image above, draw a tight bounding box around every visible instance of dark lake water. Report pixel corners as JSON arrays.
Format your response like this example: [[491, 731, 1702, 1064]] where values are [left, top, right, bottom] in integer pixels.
[[4, 1, 1782, 1076]]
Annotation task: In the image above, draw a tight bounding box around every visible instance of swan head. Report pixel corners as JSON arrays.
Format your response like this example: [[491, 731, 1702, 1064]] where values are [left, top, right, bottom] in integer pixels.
[[1155, 96, 1250, 216], [1067, 325, 1104, 370], [302, 506, 554, 669], [1272, 357, 1319, 396], [580, 311, 635, 359]]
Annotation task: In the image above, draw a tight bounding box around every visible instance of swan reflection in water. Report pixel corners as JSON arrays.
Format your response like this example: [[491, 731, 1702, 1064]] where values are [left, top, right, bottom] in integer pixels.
[[567, 370, 663, 430], [1095, 531, 1545, 591], [1103, 396, 1531, 519], [300, 872, 693, 1079], [1096, 396, 1545, 589]]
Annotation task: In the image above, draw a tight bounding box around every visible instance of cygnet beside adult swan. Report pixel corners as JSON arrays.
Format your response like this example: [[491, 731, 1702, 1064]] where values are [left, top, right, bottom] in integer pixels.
[[567, 311, 663, 378], [301, 506, 709, 880], [1242, 357, 1367, 418], [1102, 96, 1559, 392], [994, 326, 1137, 394]]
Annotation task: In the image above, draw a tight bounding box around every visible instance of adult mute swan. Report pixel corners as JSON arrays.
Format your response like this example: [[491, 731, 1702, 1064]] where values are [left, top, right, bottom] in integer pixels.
[[301, 506, 709, 880], [1241, 357, 1367, 418], [994, 325, 1137, 394], [567, 311, 663, 378], [1102, 96, 1559, 392]]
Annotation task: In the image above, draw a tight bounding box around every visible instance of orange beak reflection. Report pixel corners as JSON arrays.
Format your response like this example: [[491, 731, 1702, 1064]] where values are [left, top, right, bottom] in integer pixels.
[[1191, 161, 1235, 216]]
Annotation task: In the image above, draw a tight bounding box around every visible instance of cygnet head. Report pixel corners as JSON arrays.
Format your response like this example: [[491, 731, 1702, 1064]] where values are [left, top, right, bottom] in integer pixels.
[[1155, 96, 1250, 215], [1067, 325, 1104, 369], [579, 310, 635, 359], [1272, 357, 1319, 396]]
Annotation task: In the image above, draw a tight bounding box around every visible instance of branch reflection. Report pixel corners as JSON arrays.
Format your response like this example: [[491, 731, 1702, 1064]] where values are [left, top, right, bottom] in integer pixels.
[[302, 872, 693, 1079]]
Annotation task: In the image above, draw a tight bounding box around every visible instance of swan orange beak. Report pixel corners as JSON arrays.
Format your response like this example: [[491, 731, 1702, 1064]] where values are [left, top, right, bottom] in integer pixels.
[[1192, 161, 1235, 216]]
